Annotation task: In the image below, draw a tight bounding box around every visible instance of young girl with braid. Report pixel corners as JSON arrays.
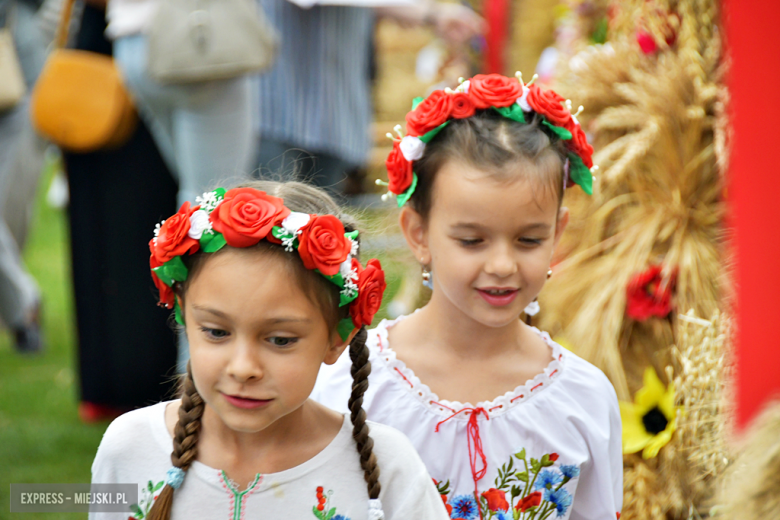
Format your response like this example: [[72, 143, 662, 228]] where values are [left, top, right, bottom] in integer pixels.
[[313, 75, 623, 520], [89, 181, 449, 520]]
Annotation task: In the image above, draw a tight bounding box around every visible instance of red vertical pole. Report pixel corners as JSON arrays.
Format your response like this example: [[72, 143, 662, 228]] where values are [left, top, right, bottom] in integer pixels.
[[484, 0, 509, 74], [724, 0, 780, 429]]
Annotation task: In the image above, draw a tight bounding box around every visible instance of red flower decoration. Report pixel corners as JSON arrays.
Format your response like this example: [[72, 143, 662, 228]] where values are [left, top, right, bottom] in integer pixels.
[[350, 259, 387, 328], [565, 122, 594, 168], [406, 90, 453, 137], [297, 215, 351, 276], [516, 491, 543, 512], [209, 188, 290, 248], [626, 265, 676, 320], [527, 84, 572, 127], [385, 141, 414, 195], [150, 256, 175, 309], [451, 92, 476, 119], [150, 201, 200, 266], [481, 488, 509, 512], [468, 74, 523, 109]]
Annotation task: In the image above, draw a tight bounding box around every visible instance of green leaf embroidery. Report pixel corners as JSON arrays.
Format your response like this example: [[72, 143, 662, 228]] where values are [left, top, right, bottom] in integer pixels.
[[312, 505, 324, 520], [515, 448, 526, 460], [515, 471, 529, 483], [147, 481, 153, 493], [130, 503, 143, 519], [325, 507, 336, 520], [152, 481, 164, 492]]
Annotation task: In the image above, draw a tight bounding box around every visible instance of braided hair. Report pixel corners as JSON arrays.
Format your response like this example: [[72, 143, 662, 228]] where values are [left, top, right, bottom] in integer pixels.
[[146, 181, 381, 519]]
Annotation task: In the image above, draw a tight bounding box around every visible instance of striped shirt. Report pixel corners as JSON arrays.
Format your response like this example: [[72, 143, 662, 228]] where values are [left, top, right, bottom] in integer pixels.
[[255, 0, 375, 166]]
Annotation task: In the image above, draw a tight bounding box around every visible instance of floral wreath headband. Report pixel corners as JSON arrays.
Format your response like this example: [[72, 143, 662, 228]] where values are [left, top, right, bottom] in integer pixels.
[[149, 187, 387, 341], [380, 72, 598, 207]]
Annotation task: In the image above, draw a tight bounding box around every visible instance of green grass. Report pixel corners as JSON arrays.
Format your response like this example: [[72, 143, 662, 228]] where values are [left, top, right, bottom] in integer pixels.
[[0, 165, 408, 520], [0, 163, 108, 520]]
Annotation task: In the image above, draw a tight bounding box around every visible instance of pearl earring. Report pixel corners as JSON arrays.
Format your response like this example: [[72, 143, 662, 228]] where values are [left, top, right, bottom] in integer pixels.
[[421, 260, 433, 290]]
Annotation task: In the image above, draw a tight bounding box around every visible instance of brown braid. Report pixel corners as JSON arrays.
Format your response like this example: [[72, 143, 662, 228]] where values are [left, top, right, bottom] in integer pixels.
[[347, 327, 381, 499], [147, 363, 205, 520]]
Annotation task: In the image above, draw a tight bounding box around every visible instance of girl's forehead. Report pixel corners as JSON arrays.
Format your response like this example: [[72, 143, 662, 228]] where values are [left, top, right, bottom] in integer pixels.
[[431, 161, 560, 224]]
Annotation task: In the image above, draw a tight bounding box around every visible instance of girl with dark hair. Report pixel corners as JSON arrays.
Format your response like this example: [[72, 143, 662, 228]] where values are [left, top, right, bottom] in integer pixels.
[[314, 75, 623, 520], [89, 181, 449, 520]]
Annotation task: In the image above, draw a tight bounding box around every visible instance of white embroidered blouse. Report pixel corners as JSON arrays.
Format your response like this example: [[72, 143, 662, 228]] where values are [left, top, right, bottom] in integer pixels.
[[312, 316, 623, 520]]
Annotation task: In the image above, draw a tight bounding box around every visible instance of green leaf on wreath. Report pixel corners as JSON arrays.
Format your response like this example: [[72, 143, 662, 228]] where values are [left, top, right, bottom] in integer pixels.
[[174, 301, 184, 326], [542, 119, 573, 140], [492, 104, 526, 124], [568, 153, 593, 195], [345, 229, 359, 242], [396, 173, 418, 208], [201, 231, 227, 253], [411, 97, 425, 110], [337, 317, 354, 342], [420, 122, 448, 144], [339, 289, 358, 308]]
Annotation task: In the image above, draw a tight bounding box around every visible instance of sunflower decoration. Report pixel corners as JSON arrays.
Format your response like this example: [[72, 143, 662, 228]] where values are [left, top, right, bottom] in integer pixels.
[[620, 367, 679, 459]]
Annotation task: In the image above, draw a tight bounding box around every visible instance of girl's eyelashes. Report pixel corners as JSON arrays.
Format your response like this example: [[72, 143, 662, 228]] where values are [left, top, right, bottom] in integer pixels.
[[268, 336, 298, 348], [519, 237, 543, 246], [200, 326, 230, 340], [456, 237, 483, 247]]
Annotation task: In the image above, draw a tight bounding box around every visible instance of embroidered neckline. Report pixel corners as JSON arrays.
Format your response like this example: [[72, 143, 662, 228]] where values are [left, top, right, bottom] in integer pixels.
[[371, 315, 565, 418]]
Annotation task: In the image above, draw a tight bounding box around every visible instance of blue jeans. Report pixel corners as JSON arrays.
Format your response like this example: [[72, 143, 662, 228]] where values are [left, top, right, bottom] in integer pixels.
[[114, 34, 255, 207]]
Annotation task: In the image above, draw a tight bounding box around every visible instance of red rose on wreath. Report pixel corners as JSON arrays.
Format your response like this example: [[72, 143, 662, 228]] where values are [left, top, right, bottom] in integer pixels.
[[386, 141, 414, 195], [626, 265, 676, 320], [516, 491, 543, 512], [481, 488, 509, 512], [527, 84, 572, 127], [406, 90, 453, 137], [468, 74, 523, 109], [150, 257, 175, 309], [150, 201, 200, 266], [565, 120, 594, 168], [297, 215, 351, 276], [350, 259, 386, 328], [210, 188, 290, 248], [451, 92, 476, 119]]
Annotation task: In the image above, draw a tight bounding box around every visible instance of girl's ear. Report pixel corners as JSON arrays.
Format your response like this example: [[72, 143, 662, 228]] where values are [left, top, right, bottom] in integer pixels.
[[324, 327, 358, 365], [399, 205, 431, 265], [553, 206, 570, 251]]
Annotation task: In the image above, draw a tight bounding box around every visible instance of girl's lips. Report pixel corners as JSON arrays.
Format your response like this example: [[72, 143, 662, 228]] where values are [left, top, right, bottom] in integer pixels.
[[476, 288, 519, 306], [223, 394, 273, 409]]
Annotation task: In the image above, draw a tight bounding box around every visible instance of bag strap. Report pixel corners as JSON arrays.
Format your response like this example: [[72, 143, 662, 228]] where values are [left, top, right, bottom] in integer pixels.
[[55, 0, 75, 48]]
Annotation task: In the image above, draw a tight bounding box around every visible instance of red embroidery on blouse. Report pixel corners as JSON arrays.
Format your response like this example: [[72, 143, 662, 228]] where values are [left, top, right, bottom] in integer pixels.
[[435, 407, 490, 520], [377, 332, 385, 352], [510, 394, 525, 402], [394, 367, 414, 388], [531, 382, 544, 391]]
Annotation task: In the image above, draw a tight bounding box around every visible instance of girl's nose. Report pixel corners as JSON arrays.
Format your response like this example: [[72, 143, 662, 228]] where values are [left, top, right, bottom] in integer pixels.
[[484, 244, 518, 278], [226, 340, 264, 383]]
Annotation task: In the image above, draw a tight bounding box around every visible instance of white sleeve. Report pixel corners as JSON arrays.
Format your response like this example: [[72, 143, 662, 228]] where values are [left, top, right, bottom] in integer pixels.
[[569, 372, 623, 520], [369, 423, 451, 520], [89, 417, 131, 520]]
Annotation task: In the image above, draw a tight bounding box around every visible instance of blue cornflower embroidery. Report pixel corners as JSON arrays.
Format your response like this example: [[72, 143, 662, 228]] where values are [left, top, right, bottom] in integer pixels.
[[534, 469, 564, 491], [560, 464, 581, 479], [450, 494, 479, 520], [495, 511, 512, 520], [332, 516, 349, 520], [546, 488, 573, 517]]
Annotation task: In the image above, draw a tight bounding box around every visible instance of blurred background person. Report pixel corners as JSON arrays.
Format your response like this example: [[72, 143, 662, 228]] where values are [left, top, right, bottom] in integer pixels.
[[105, 0, 256, 207], [0, 0, 47, 353], [253, 0, 484, 199], [61, 0, 179, 422]]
